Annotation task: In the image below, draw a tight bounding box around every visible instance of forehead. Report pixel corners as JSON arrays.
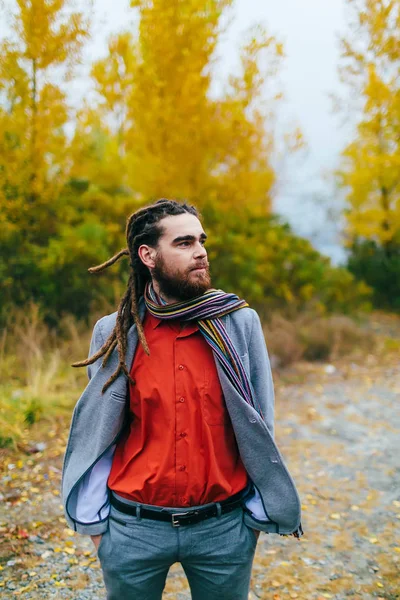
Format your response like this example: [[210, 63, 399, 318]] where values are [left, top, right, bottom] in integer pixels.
[[159, 213, 205, 241]]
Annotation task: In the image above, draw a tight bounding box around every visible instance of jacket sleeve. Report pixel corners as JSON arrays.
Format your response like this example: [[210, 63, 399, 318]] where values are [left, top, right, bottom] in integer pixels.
[[61, 318, 111, 536], [244, 309, 279, 527], [248, 309, 275, 438]]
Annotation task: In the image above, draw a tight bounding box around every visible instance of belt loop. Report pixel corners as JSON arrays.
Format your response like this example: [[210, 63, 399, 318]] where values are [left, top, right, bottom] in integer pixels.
[[136, 505, 141, 521], [216, 502, 222, 518]]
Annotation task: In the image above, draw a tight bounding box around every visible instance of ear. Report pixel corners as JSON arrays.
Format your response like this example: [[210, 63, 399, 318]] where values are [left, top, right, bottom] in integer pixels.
[[138, 244, 156, 269]]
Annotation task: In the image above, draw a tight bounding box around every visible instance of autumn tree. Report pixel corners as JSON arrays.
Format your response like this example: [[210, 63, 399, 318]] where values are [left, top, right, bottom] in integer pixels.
[[0, 0, 370, 324], [70, 0, 303, 212], [0, 0, 90, 321], [335, 0, 400, 309], [336, 0, 400, 252], [0, 0, 90, 215]]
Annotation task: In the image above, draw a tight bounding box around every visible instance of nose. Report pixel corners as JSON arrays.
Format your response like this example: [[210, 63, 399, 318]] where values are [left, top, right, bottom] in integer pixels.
[[194, 241, 207, 259]]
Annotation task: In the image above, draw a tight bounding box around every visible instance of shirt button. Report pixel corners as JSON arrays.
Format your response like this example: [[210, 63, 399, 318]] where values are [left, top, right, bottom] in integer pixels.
[[178, 365, 184, 370], [180, 432, 187, 437], [179, 397, 185, 403], [179, 465, 186, 471]]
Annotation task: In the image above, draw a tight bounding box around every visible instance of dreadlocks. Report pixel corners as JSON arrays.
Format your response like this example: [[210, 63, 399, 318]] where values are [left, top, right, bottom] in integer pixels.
[[72, 198, 199, 393]]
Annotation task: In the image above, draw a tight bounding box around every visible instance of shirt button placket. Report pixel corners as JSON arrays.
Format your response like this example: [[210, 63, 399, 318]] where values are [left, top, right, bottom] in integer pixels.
[[175, 342, 188, 502]]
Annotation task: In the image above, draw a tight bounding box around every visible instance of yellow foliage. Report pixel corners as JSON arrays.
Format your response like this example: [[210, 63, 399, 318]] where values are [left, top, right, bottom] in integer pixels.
[[336, 0, 400, 247], [0, 0, 90, 221], [69, 0, 300, 212]]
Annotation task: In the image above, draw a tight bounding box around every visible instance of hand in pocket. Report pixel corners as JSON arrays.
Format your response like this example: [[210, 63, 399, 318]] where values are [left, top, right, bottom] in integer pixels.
[[91, 534, 103, 551], [252, 529, 260, 541]]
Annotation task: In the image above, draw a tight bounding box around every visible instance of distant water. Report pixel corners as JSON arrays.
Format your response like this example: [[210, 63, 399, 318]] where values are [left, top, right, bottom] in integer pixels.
[[275, 186, 348, 267]]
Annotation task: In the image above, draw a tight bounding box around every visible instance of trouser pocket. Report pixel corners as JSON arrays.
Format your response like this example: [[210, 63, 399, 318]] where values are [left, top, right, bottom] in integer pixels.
[[97, 527, 109, 560], [241, 511, 258, 549]]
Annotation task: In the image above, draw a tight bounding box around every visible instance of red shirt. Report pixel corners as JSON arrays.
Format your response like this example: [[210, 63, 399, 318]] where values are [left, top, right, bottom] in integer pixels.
[[107, 309, 248, 507]]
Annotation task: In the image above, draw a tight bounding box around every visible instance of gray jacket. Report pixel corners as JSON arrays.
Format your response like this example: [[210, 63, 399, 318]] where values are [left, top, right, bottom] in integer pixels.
[[61, 295, 302, 537]]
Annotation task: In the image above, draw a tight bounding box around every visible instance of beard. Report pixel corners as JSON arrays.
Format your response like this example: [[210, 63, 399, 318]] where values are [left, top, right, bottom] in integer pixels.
[[151, 253, 212, 302]]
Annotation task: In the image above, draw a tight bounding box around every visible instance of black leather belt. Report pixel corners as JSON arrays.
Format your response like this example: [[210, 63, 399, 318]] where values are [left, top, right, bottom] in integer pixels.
[[110, 488, 247, 527]]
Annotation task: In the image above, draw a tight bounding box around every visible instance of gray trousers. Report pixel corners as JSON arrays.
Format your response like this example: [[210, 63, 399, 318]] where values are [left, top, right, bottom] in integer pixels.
[[97, 491, 258, 600]]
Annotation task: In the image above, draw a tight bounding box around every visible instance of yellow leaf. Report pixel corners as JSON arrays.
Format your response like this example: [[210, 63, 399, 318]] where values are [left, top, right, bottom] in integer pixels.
[[330, 513, 341, 520]]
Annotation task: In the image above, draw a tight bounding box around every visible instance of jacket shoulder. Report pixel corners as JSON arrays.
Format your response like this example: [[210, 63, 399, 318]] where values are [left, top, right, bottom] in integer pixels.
[[95, 311, 118, 341], [229, 306, 257, 326], [227, 306, 257, 343]]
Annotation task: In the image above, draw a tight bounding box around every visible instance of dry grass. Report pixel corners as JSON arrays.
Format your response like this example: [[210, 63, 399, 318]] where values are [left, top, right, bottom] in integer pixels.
[[0, 303, 93, 448], [261, 312, 381, 368], [0, 303, 396, 447]]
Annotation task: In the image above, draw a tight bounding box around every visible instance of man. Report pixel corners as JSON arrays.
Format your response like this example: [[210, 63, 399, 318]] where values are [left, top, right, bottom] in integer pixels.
[[61, 198, 302, 600]]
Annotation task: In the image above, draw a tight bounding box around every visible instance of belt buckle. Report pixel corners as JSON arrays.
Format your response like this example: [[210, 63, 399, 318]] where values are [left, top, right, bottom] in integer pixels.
[[171, 512, 188, 527]]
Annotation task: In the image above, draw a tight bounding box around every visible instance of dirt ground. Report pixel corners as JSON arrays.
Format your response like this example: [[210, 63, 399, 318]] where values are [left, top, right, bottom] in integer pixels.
[[1, 353, 399, 599]]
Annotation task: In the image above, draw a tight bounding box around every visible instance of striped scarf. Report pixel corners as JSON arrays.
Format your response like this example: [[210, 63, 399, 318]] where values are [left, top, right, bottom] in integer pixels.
[[143, 280, 263, 418]]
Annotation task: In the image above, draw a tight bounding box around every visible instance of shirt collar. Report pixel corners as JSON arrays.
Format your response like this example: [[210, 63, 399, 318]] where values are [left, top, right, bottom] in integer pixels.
[[147, 310, 183, 330], [149, 312, 163, 329], [146, 310, 198, 333]]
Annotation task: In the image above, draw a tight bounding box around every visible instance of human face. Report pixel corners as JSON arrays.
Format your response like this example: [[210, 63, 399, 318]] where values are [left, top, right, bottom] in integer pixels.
[[141, 213, 211, 304]]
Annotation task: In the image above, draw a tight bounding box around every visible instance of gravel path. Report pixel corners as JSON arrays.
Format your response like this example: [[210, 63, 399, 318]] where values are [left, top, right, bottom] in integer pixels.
[[1, 353, 399, 599]]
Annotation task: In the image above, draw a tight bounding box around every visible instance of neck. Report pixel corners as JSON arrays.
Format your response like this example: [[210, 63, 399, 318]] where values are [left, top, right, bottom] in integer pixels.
[[151, 279, 179, 305], [148, 281, 186, 330]]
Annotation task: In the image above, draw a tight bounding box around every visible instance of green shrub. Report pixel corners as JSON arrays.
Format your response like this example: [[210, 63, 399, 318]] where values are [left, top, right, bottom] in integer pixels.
[[347, 240, 400, 312]]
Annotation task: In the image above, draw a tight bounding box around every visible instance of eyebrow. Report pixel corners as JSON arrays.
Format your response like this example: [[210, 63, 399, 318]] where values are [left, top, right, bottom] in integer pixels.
[[172, 233, 208, 244]]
